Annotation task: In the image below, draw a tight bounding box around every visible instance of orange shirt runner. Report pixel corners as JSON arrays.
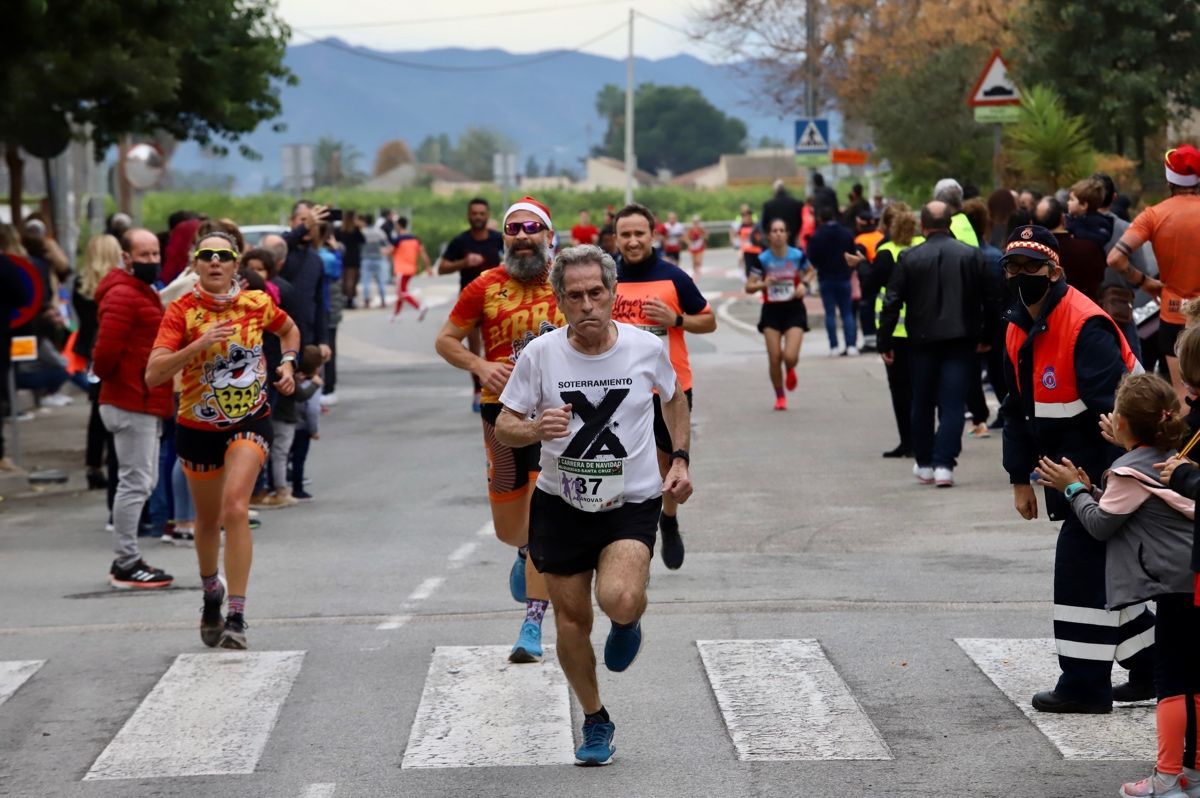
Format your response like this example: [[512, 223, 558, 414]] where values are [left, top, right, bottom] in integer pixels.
[[448, 266, 566, 404], [1127, 194, 1200, 324], [154, 289, 291, 430]]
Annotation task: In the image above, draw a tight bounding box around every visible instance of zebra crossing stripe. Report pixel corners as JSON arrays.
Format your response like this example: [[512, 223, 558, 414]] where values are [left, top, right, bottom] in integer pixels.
[[0, 660, 44, 708], [697, 639, 892, 761], [84, 651, 305, 780], [402, 646, 575, 768], [956, 638, 1154, 760]]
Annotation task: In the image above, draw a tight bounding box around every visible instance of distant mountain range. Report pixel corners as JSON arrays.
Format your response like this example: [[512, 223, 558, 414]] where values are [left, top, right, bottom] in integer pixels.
[[167, 40, 805, 194]]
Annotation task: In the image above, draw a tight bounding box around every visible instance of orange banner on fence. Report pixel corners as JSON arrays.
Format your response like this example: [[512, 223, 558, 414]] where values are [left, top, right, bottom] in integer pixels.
[[831, 149, 870, 166]]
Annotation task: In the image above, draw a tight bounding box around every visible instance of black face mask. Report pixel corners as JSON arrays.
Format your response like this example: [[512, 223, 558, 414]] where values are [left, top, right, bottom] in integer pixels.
[[132, 261, 161, 285], [1008, 273, 1051, 306]]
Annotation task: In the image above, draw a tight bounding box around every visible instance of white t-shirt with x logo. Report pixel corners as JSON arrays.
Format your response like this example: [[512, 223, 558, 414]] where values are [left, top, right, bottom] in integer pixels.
[[500, 322, 677, 510]]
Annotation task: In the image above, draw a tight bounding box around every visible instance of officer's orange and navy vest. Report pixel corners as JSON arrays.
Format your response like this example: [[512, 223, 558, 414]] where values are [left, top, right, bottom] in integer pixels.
[[1005, 284, 1138, 422]]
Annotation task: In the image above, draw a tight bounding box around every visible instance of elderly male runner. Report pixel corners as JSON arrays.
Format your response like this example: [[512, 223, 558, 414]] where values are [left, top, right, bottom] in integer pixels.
[[434, 197, 564, 662], [496, 244, 694, 766]]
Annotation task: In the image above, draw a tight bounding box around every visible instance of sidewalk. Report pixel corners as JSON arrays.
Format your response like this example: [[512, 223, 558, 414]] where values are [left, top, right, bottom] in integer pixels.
[[1, 385, 92, 500]]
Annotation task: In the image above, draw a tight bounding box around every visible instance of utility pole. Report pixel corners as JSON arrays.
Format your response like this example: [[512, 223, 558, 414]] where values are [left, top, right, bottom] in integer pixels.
[[805, 0, 818, 187], [624, 7, 635, 205]]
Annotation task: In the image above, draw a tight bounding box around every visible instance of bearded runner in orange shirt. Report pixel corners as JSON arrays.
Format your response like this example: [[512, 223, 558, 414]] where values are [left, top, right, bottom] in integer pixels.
[[1109, 145, 1200, 400], [434, 196, 565, 663], [611, 203, 716, 571]]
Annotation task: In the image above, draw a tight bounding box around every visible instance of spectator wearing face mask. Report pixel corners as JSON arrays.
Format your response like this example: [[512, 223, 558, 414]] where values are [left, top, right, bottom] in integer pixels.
[[92, 228, 175, 589]]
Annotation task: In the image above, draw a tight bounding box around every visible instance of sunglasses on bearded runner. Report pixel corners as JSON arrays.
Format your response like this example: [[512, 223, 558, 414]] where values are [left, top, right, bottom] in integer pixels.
[[194, 248, 239, 263], [503, 220, 546, 236]]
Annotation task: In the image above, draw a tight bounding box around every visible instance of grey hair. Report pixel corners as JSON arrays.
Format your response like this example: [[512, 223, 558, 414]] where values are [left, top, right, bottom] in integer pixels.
[[933, 178, 964, 209], [550, 244, 617, 297]]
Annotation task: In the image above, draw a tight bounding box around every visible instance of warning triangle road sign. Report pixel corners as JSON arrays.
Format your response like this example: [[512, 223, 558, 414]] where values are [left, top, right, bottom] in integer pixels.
[[969, 50, 1020, 107], [794, 118, 829, 153]]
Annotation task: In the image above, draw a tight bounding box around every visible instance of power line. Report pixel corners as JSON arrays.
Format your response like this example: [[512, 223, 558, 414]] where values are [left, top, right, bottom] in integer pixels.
[[290, 21, 629, 72], [291, 0, 613, 30]]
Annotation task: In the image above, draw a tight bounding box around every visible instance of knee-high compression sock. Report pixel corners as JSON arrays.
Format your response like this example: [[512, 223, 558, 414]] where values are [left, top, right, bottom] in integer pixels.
[[525, 599, 548, 626], [1158, 695, 1188, 775]]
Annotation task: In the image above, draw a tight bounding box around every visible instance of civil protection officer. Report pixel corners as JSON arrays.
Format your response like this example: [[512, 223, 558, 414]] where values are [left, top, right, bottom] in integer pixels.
[[1000, 225, 1157, 713]]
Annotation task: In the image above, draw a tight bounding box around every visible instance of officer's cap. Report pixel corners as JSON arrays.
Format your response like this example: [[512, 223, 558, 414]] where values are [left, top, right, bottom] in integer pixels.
[[1001, 224, 1060, 267]]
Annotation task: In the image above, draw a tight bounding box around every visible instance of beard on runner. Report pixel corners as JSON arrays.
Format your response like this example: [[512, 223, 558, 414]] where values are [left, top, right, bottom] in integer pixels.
[[505, 240, 549, 281]]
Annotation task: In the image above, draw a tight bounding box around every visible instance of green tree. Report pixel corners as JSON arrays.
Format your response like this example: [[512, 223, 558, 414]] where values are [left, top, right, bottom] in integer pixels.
[[867, 44, 993, 197], [415, 133, 453, 164], [524, 155, 540, 178], [448, 127, 514, 181], [314, 137, 366, 188], [0, 0, 293, 215], [1016, 0, 1200, 163], [1005, 85, 1096, 192], [593, 84, 747, 174]]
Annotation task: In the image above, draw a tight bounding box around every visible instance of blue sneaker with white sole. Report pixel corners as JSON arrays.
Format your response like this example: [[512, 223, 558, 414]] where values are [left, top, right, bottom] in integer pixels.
[[574, 720, 615, 766], [508, 621, 543, 663], [603, 621, 642, 672], [509, 550, 527, 603]]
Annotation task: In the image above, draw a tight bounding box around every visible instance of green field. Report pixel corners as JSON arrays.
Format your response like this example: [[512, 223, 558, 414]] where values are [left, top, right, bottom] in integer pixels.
[[142, 185, 782, 252]]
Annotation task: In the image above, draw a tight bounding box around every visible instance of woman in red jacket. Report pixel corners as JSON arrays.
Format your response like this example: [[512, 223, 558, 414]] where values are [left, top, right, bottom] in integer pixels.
[[146, 232, 300, 649]]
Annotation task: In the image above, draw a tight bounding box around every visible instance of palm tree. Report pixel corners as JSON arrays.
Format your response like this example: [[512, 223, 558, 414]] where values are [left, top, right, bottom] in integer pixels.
[[1005, 85, 1096, 191]]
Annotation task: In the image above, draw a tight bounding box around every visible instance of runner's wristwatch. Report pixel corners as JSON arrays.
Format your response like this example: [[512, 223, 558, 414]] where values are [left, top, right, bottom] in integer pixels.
[[674, 314, 684, 327], [1064, 481, 1088, 500], [671, 449, 690, 466]]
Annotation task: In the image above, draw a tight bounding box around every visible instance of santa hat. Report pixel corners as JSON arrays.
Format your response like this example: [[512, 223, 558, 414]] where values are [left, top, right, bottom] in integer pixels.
[[504, 196, 553, 231], [1164, 145, 1200, 187]]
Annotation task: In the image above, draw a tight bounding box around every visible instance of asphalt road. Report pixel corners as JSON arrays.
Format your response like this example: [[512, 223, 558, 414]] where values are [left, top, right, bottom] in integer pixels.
[[0, 249, 1155, 797]]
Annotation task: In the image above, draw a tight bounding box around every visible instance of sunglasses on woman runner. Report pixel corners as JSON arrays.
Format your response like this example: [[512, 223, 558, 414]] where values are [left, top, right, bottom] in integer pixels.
[[503, 220, 546, 236], [194, 248, 239, 263]]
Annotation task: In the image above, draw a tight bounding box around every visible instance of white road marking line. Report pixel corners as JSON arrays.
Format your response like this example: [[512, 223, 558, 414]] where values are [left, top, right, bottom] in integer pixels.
[[956, 638, 1154, 760], [697, 639, 892, 761], [303, 783, 336, 798], [0, 660, 44, 707], [376, 523, 495, 630], [408, 577, 445, 602], [447, 541, 479, 568], [402, 645, 575, 769], [84, 651, 305, 780], [375, 614, 413, 632], [717, 297, 759, 336]]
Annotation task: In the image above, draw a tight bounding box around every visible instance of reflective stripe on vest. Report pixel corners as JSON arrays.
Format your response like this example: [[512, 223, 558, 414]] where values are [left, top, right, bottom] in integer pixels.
[[873, 238, 924, 339], [1005, 285, 1139, 419]]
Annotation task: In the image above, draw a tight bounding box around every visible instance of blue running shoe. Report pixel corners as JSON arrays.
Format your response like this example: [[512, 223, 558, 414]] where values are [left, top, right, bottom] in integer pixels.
[[603, 621, 642, 672], [508, 621, 543, 663], [509, 550, 527, 603], [574, 720, 615, 766]]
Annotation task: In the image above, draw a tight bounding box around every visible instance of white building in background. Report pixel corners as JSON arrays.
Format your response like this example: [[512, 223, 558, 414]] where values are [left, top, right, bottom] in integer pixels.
[[580, 157, 659, 191]]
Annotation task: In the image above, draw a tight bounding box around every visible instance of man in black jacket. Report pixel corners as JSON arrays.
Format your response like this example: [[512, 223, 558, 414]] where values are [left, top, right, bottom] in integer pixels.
[[1000, 224, 1155, 714], [878, 201, 992, 487], [761, 179, 803, 245], [281, 201, 330, 357]]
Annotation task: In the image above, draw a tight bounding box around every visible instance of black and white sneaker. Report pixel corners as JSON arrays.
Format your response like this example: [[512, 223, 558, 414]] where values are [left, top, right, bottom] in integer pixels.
[[200, 579, 227, 648], [219, 613, 248, 650], [164, 527, 195, 546], [110, 559, 174, 589]]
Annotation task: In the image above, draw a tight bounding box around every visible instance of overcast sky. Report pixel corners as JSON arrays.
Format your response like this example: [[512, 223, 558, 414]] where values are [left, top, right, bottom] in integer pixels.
[[279, 0, 707, 60]]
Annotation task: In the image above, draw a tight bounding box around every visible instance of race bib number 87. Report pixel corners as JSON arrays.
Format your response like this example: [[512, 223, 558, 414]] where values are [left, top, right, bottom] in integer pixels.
[[558, 457, 625, 512]]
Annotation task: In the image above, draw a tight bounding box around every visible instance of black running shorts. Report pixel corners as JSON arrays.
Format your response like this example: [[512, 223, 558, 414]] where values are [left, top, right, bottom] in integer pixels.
[[480, 403, 541, 503], [758, 301, 809, 333], [176, 410, 273, 477], [652, 388, 693, 453], [528, 488, 662, 575]]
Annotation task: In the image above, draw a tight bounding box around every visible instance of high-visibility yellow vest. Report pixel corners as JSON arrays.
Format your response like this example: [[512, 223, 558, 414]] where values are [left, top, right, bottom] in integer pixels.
[[950, 213, 979, 247], [874, 237, 925, 339]]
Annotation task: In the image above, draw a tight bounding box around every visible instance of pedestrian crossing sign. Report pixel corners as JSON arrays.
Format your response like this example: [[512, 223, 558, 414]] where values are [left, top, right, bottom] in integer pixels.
[[794, 118, 830, 154]]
